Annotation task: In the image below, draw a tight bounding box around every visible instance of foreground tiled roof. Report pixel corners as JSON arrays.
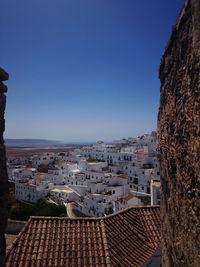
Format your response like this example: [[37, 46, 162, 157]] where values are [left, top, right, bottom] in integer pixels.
[[6, 206, 160, 267]]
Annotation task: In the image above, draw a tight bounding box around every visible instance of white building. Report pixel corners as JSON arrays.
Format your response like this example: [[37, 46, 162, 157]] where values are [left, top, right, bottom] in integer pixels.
[[32, 153, 55, 168], [115, 194, 144, 211], [151, 180, 161, 205], [50, 185, 79, 204], [8, 167, 37, 182], [13, 131, 160, 217], [45, 167, 65, 185], [75, 175, 130, 217], [15, 174, 52, 203]]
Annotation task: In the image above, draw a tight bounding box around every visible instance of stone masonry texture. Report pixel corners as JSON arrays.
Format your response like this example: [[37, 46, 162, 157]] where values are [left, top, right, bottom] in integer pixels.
[[0, 67, 9, 266], [158, 0, 200, 266]]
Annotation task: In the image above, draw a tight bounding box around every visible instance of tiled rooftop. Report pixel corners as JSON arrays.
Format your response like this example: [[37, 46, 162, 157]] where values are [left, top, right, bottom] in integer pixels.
[[104, 207, 160, 266], [6, 206, 160, 267]]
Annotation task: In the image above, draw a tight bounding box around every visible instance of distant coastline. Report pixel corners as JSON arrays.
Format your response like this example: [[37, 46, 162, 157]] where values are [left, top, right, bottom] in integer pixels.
[[5, 139, 111, 146]]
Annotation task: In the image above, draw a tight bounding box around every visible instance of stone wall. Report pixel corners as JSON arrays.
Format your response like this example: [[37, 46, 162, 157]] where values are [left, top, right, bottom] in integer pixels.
[[5, 219, 26, 235], [158, 0, 200, 266], [0, 67, 9, 266]]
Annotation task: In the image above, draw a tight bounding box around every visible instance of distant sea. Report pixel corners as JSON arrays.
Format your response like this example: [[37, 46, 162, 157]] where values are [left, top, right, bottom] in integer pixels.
[[5, 139, 58, 144], [5, 139, 109, 146]]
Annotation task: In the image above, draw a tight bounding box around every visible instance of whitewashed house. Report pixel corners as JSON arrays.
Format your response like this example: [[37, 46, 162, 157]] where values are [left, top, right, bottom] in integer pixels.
[[32, 153, 55, 168], [8, 167, 37, 182], [150, 180, 161, 205], [50, 185, 79, 204], [45, 167, 65, 185], [15, 174, 52, 203], [75, 175, 130, 217], [115, 194, 143, 211]]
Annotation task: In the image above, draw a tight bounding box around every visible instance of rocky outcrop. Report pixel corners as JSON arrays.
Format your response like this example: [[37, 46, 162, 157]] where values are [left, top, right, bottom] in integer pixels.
[[158, 0, 200, 266], [0, 67, 9, 266]]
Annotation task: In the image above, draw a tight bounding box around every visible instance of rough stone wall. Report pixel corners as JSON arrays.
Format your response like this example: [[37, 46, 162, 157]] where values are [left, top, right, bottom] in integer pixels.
[[5, 219, 26, 235], [158, 0, 200, 266], [0, 67, 9, 266]]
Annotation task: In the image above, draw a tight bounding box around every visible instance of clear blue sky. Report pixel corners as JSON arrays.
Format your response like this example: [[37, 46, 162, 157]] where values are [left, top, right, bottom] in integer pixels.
[[2, 0, 184, 142]]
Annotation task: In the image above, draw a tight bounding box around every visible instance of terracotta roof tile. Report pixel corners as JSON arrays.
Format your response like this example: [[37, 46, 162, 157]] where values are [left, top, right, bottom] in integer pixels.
[[103, 206, 160, 267], [6, 206, 160, 267]]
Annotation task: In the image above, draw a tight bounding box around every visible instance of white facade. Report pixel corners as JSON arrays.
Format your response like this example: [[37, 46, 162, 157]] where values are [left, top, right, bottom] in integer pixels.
[[150, 180, 161, 205], [86, 161, 107, 171], [32, 153, 55, 168], [45, 168, 65, 185], [115, 194, 143, 211], [77, 184, 129, 217], [12, 131, 160, 217], [74, 175, 130, 217], [8, 167, 37, 182], [50, 185, 79, 204], [15, 175, 51, 203]]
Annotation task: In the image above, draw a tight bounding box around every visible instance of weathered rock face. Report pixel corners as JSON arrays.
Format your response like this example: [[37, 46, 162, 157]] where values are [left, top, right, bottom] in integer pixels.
[[158, 0, 200, 266], [0, 67, 9, 266]]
